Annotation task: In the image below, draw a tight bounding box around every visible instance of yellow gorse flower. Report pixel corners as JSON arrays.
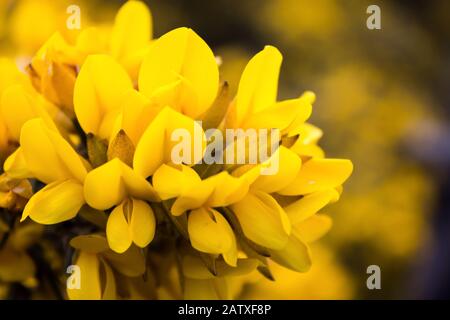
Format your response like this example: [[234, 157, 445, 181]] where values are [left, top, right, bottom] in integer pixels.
[[1, 0, 352, 300]]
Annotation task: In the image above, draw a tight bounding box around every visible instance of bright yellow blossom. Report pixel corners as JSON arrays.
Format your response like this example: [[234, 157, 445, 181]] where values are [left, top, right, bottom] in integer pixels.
[[5, 118, 89, 224], [0, 0, 353, 300]]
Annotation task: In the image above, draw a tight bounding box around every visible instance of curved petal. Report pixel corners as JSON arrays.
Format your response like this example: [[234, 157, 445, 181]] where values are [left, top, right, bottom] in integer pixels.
[[70, 234, 109, 254], [279, 158, 353, 195], [84, 158, 158, 210], [293, 214, 332, 243], [119, 89, 160, 145], [0, 85, 56, 141], [20, 118, 88, 184], [284, 189, 339, 224], [270, 233, 312, 273], [230, 190, 290, 250], [130, 199, 156, 248], [229, 45, 282, 127], [289, 123, 325, 158], [3, 148, 32, 179], [243, 98, 311, 132], [121, 162, 159, 202], [288, 122, 322, 140], [251, 146, 302, 194], [99, 257, 117, 300], [205, 172, 251, 207], [106, 202, 132, 254], [139, 27, 219, 118], [153, 164, 201, 200], [154, 166, 252, 214], [110, 0, 152, 62], [282, 95, 314, 134], [0, 57, 28, 96], [170, 178, 215, 215], [74, 54, 133, 138], [67, 252, 102, 300], [107, 198, 155, 253], [21, 180, 84, 224], [84, 159, 126, 210], [188, 207, 237, 266], [133, 107, 205, 178]]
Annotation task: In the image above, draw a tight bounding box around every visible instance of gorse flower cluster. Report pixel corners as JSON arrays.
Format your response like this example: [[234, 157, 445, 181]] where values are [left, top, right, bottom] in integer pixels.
[[0, 1, 352, 299]]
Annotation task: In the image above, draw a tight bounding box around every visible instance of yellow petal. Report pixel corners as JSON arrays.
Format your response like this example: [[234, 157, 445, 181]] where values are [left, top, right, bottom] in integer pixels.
[[153, 164, 201, 200], [279, 158, 353, 195], [70, 234, 109, 254], [3, 148, 32, 179], [22, 180, 84, 224], [0, 84, 56, 141], [107, 198, 155, 253], [243, 98, 311, 132], [39, 61, 76, 114], [133, 107, 205, 178], [284, 189, 339, 224], [230, 163, 262, 185], [282, 96, 314, 134], [170, 178, 215, 215], [332, 185, 343, 203], [20, 118, 88, 184], [106, 202, 132, 254], [289, 123, 325, 158], [230, 45, 282, 127], [120, 43, 152, 83], [84, 158, 158, 210], [110, 0, 152, 62], [139, 27, 219, 118], [67, 252, 102, 300], [188, 207, 237, 266], [74, 54, 133, 138], [0, 58, 28, 96], [154, 163, 249, 207], [99, 258, 117, 300], [130, 199, 156, 248], [300, 90, 316, 104], [251, 146, 302, 194], [290, 122, 323, 141], [293, 214, 332, 243], [205, 172, 251, 207], [291, 143, 325, 159], [230, 190, 290, 250], [119, 89, 160, 145], [31, 32, 82, 69], [121, 163, 159, 201], [270, 233, 311, 272], [75, 28, 109, 60]]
